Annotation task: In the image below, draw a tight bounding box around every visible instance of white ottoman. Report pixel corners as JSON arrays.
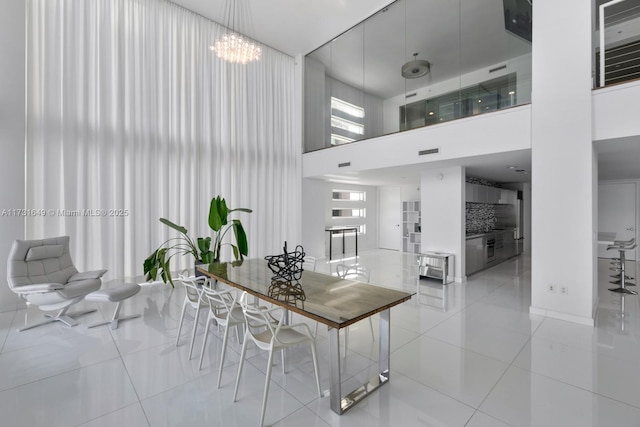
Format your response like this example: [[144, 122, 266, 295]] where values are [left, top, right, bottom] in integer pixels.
[[85, 283, 141, 329]]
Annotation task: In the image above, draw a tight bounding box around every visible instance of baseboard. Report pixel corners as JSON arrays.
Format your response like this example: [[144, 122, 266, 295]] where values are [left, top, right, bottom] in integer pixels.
[[529, 306, 595, 326]]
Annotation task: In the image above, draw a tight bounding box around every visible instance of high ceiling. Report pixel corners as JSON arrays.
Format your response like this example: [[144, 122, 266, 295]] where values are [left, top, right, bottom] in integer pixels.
[[307, 0, 531, 99], [169, 0, 392, 56], [169, 0, 640, 185]]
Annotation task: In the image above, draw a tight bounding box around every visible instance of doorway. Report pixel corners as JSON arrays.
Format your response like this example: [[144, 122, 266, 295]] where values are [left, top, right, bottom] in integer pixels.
[[379, 186, 402, 251], [598, 181, 637, 261]]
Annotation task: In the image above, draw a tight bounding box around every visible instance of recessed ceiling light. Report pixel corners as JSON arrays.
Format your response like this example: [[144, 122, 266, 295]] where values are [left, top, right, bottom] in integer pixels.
[[507, 165, 519, 169], [428, 111, 434, 116], [508, 91, 515, 95], [478, 99, 482, 103]]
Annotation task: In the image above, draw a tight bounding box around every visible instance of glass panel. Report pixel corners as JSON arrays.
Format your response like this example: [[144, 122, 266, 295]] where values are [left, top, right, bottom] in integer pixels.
[[363, 3, 406, 137], [303, 0, 532, 153], [594, 0, 640, 88], [402, 0, 462, 130], [504, 0, 532, 104], [304, 43, 330, 152], [328, 24, 365, 145]]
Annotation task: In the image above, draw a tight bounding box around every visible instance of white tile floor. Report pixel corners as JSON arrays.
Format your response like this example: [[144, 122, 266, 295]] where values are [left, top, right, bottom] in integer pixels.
[[1, 250, 640, 426]]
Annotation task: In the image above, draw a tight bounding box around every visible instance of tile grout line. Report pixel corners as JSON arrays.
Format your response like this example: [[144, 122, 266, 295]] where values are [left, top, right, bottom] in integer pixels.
[[462, 309, 546, 426]]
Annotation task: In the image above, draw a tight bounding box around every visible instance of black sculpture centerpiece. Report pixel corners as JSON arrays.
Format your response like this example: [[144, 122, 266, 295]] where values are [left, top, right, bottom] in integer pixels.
[[264, 242, 307, 308]]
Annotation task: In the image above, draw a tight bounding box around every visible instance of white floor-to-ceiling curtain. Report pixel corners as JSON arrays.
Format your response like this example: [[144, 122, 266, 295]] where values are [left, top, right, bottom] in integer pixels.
[[25, 0, 301, 281]]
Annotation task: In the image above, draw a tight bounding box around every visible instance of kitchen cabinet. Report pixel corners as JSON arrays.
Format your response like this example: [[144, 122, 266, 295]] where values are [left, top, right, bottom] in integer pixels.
[[465, 236, 485, 275], [466, 183, 516, 205], [487, 187, 501, 203], [465, 229, 517, 275], [499, 189, 517, 205], [465, 183, 477, 202]]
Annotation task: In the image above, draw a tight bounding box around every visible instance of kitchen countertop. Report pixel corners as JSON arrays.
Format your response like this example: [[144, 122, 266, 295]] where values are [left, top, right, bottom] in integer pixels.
[[466, 228, 515, 240]]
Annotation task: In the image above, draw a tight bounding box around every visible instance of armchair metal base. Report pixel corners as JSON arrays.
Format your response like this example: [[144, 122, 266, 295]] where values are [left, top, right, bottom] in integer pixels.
[[87, 301, 141, 330], [18, 308, 97, 332]]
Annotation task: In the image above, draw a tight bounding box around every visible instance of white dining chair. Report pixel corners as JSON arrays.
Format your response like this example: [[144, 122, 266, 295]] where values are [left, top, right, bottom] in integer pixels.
[[197, 286, 246, 388], [233, 291, 321, 427], [175, 272, 211, 359], [336, 264, 375, 345], [302, 255, 317, 272]]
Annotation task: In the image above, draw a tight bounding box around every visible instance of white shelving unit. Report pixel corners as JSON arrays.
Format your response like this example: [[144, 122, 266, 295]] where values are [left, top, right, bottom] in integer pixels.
[[402, 200, 421, 254]]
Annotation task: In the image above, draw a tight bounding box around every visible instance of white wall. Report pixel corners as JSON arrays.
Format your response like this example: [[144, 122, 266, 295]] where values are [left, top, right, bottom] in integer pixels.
[[0, 0, 26, 311], [303, 104, 531, 178], [597, 180, 639, 260], [421, 166, 465, 281], [400, 184, 421, 202], [592, 80, 640, 142], [301, 178, 327, 259], [530, 0, 596, 326]]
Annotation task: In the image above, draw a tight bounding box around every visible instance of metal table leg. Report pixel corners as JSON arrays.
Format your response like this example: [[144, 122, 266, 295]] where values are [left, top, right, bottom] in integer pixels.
[[328, 309, 391, 415], [442, 257, 448, 285]]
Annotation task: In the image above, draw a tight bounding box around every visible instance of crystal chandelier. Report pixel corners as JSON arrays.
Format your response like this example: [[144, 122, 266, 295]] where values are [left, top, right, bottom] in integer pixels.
[[210, 33, 261, 64], [210, 0, 262, 64]]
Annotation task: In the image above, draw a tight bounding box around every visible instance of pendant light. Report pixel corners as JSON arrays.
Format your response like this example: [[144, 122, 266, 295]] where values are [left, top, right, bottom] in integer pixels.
[[401, 53, 431, 79], [210, 0, 262, 64]]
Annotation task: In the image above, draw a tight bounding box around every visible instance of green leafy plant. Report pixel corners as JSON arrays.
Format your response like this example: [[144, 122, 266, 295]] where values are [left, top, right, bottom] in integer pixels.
[[143, 196, 252, 287], [208, 195, 252, 262]]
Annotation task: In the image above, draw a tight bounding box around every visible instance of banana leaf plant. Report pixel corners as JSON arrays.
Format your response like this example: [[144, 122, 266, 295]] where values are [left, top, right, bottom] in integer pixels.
[[208, 195, 252, 262], [143, 196, 252, 287]]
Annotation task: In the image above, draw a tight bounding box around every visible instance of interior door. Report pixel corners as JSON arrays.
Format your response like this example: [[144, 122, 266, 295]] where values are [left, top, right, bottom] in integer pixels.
[[598, 182, 637, 260], [379, 186, 402, 251]]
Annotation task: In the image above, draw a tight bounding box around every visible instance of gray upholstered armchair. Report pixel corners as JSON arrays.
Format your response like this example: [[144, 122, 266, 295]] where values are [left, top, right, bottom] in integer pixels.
[[7, 236, 106, 331]]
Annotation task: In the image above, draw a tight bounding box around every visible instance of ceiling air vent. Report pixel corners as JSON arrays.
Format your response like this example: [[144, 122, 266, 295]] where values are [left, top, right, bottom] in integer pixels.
[[489, 64, 507, 73], [338, 162, 351, 168], [405, 92, 417, 98], [419, 148, 439, 156]]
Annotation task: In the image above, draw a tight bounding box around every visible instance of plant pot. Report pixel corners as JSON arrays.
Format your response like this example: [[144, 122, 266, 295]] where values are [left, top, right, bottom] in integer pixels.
[[194, 262, 207, 278], [207, 261, 228, 279]]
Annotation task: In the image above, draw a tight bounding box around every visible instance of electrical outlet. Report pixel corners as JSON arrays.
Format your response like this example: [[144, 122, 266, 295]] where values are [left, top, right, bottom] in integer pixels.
[[547, 284, 556, 293], [560, 286, 568, 295]]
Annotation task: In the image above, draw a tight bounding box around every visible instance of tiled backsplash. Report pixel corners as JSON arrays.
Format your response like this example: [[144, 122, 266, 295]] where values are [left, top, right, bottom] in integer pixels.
[[466, 176, 502, 188], [466, 202, 497, 234]]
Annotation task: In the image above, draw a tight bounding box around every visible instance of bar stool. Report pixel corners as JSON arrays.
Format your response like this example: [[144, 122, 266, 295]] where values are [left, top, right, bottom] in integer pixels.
[[610, 238, 635, 281], [608, 243, 637, 295]]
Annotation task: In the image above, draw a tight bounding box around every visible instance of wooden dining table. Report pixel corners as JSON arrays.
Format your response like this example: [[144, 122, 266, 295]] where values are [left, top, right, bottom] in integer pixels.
[[197, 258, 414, 415]]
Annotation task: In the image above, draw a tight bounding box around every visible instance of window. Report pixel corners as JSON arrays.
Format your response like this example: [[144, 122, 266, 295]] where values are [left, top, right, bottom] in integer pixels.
[[331, 188, 367, 235], [332, 208, 366, 219], [332, 190, 366, 201], [330, 97, 365, 146]]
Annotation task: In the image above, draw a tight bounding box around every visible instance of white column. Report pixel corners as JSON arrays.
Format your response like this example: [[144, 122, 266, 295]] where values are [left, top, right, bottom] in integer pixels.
[[0, 0, 26, 310], [420, 166, 465, 281], [530, 0, 597, 325]]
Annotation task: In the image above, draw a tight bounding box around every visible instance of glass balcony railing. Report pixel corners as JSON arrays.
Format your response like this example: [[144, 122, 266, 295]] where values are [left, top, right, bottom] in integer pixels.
[[596, 0, 640, 88], [303, 0, 532, 153]]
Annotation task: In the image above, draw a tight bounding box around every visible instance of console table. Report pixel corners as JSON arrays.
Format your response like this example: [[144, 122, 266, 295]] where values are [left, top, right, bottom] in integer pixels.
[[325, 226, 358, 260]]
